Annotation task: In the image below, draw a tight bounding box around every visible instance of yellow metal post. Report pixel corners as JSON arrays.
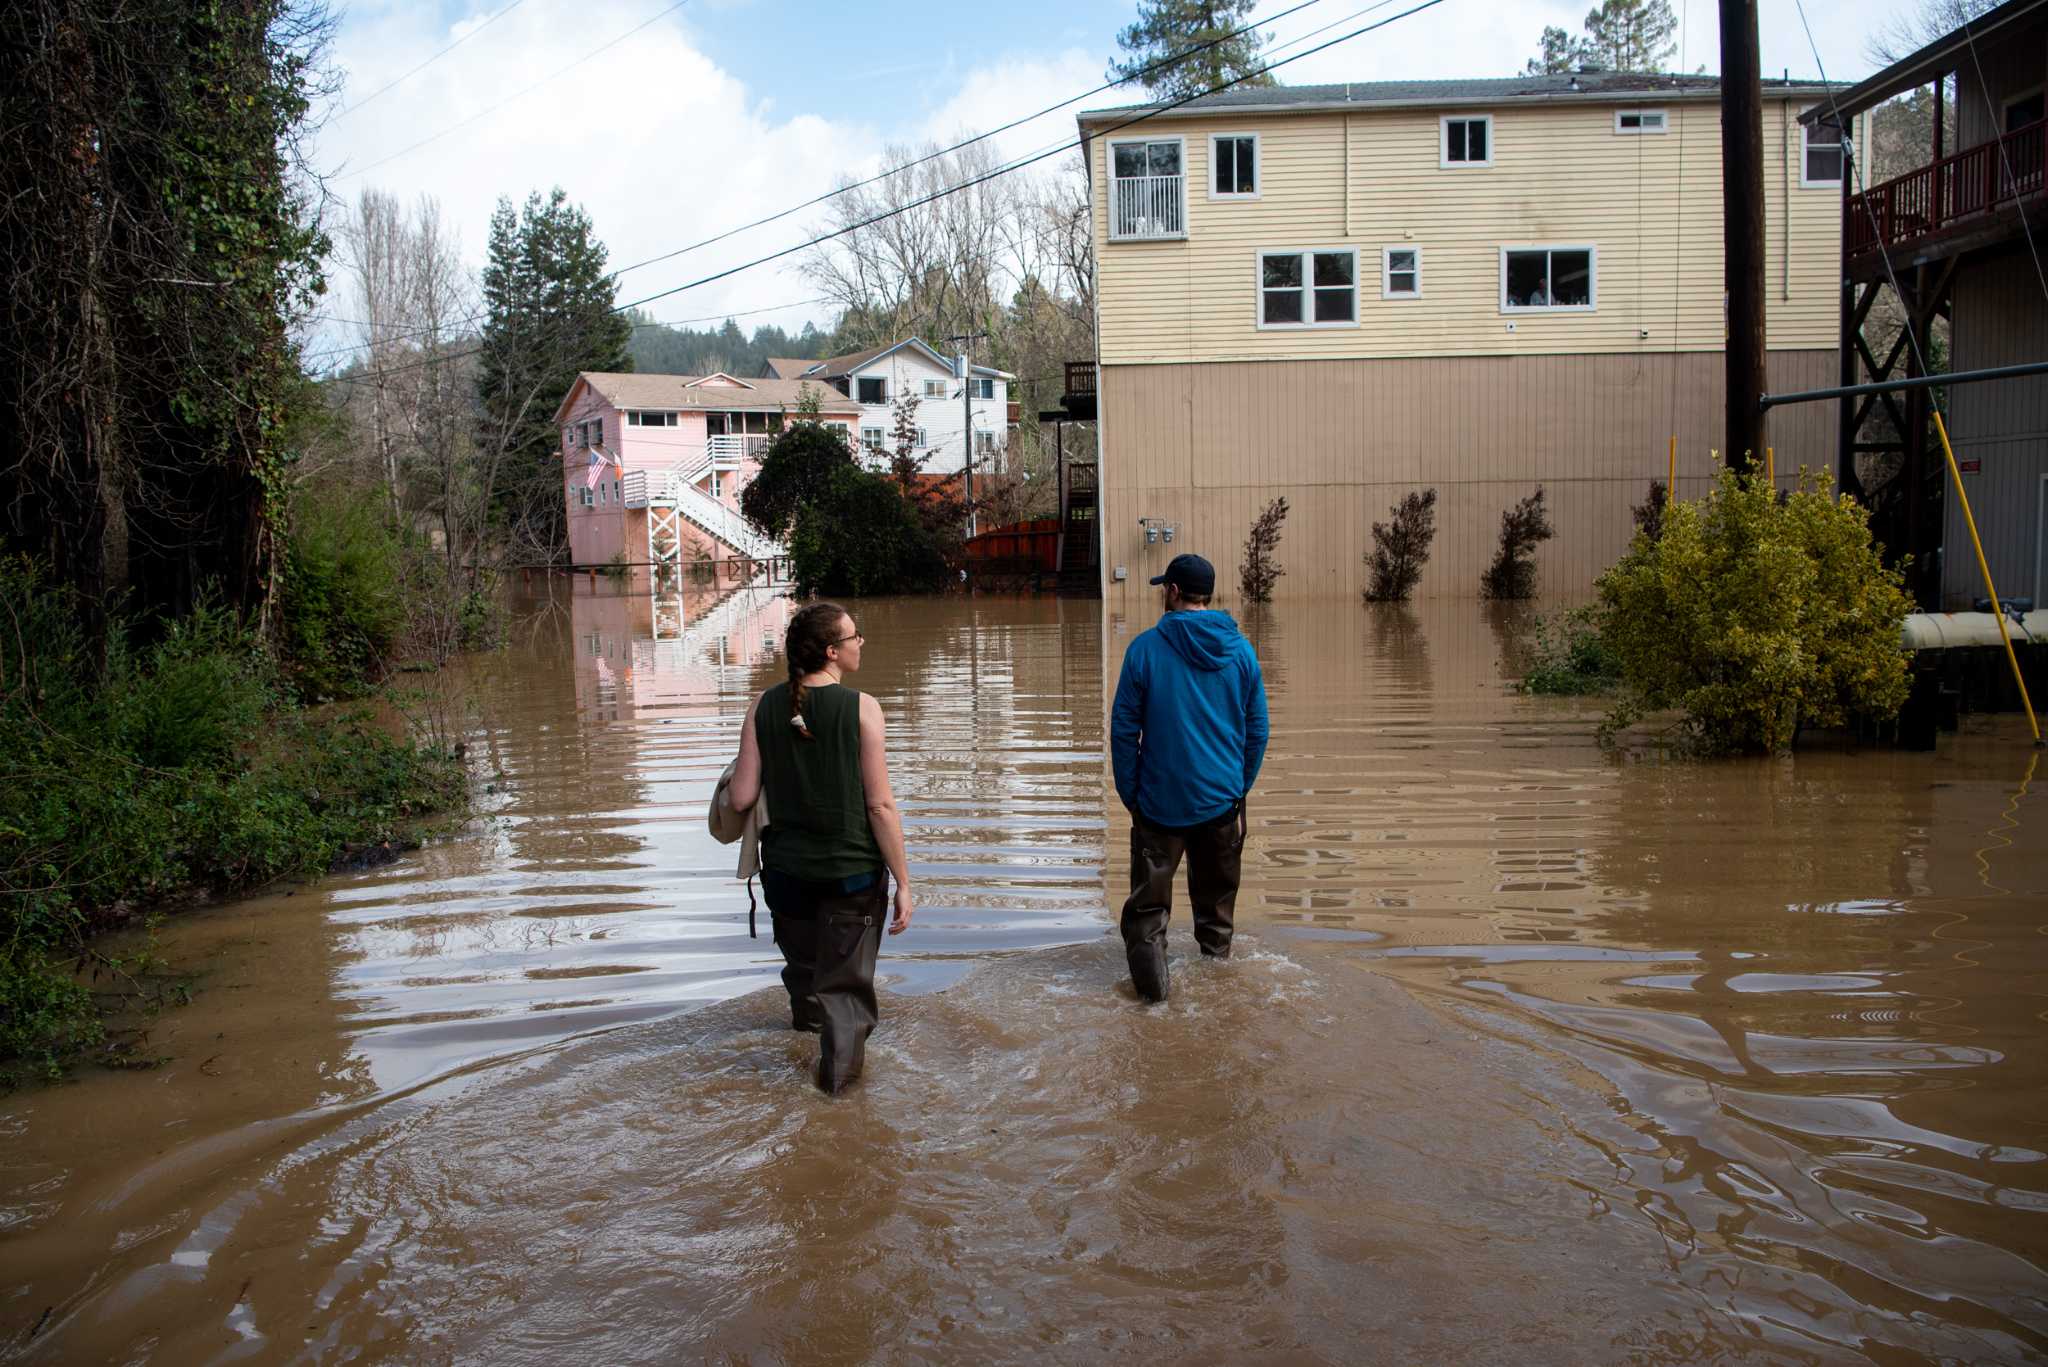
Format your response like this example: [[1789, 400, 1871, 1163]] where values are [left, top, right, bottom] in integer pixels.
[[1766, 446, 1774, 484], [1667, 436, 1677, 498], [1933, 409, 2041, 744]]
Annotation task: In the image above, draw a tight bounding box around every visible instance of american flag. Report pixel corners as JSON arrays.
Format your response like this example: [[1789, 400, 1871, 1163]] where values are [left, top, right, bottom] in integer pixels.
[[585, 445, 606, 488]]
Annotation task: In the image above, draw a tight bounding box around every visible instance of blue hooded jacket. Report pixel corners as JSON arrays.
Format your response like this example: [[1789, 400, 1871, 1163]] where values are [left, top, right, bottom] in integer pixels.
[[1111, 610, 1270, 828]]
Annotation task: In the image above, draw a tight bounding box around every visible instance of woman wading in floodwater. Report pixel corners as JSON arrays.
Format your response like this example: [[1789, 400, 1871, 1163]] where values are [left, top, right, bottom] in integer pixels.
[[727, 602, 913, 1092]]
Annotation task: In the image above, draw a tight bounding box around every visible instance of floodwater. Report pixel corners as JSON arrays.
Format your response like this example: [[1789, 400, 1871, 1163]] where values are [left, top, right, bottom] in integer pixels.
[[3, 585, 2044, 1364]]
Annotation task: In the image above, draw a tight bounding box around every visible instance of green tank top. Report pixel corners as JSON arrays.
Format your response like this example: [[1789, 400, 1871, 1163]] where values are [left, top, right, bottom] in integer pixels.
[[754, 680, 883, 881]]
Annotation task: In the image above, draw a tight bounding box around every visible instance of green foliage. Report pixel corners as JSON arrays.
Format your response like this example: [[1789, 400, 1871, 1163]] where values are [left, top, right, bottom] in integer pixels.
[[1109, 0, 1275, 99], [279, 484, 407, 700], [1238, 497, 1289, 604], [477, 188, 633, 556], [1481, 487, 1555, 600], [623, 310, 826, 377], [1521, 609, 1622, 695], [787, 466, 953, 598], [1526, 0, 1679, 74], [0, 559, 466, 1084], [1365, 488, 1438, 602], [741, 420, 860, 539], [1595, 466, 1914, 754]]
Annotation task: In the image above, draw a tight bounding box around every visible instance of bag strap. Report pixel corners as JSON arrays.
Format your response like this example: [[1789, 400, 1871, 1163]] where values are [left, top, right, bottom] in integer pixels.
[[746, 874, 758, 939]]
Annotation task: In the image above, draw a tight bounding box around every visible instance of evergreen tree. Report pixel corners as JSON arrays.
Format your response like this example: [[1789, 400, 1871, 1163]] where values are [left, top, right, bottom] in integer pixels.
[[476, 189, 632, 557], [1109, 0, 1275, 101], [1524, 0, 1678, 75]]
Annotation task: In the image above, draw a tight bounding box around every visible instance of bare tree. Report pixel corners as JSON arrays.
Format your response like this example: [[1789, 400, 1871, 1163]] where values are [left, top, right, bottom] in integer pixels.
[[1867, 0, 1998, 64]]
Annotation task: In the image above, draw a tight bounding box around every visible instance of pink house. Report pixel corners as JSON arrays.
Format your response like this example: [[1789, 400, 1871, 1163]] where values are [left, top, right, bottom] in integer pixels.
[[554, 371, 861, 573]]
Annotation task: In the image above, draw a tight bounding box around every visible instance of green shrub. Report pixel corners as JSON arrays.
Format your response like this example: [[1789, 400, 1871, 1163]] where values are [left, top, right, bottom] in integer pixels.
[[1521, 608, 1621, 695], [787, 464, 952, 597], [1595, 466, 1913, 753], [1, 559, 467, 1084], [279, 485, 405, 699]]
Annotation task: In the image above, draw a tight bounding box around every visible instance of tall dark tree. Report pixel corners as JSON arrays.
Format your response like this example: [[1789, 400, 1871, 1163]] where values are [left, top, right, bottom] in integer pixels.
[[1524, 0, 1678, 74], [1109, 0, 1275, 101], [476, 189, 631, 559]]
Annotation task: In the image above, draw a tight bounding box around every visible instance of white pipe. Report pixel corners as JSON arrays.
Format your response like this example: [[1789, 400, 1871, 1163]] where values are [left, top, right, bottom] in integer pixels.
[[1901, 611, 2047, 650]]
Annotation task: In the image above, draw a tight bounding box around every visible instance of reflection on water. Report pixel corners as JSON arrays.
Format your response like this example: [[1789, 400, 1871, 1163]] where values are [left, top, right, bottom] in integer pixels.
[[2, 589, 2043, 1364]]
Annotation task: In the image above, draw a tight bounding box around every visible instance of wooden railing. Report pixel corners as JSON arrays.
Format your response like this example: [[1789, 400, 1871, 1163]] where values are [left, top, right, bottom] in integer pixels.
[[1847, 116, 2047, 257], [1063, 361, 1096, 401]]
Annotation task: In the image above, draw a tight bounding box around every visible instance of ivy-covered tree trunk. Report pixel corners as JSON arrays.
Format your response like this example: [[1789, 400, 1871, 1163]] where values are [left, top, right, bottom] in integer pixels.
[[0, 0, 328, 652]]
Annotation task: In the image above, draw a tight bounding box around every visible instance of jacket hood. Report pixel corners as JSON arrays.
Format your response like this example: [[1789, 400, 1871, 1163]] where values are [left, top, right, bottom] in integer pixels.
[[1155, 609, 1244, 672]]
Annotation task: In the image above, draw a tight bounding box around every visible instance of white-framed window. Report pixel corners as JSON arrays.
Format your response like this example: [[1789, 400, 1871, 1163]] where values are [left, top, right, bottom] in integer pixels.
[[1500, 245, 1596, 312], [916, 427, 931, 449], [970, 376, 996, 400], [1801, 108, 1846, 187], [975, 430, 996, 456], [856, 376, 887, 404], [1210, 132, 1259, 198], [563, 425, 574, 449], [710, 470, 723, 499], [578, 485, 594, 509], [1382, 246, 1421, 299], [860, 425, 885, 452], [1615, 108, 1668, 135], [614, 479, 621, 504], [624, 410, 677, 427], [1440, 115, 1492, 168], [1108, 136, 1186, 240], [598, 479, 608, 506], [922, 378, 948, 399], [1257, 248, 1358, 328]]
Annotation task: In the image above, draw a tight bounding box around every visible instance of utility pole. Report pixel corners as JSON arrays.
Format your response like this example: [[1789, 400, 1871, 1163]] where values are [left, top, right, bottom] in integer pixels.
[[947, 332, 986, 537], [1720, 0, 1767, 471]]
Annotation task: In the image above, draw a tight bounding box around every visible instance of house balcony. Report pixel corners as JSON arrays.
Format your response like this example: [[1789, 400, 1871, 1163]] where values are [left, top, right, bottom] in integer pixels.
[[1109, 174, 1185, 241], [1058, 360, 1097, 421], [1845, 116, 2047, 275]]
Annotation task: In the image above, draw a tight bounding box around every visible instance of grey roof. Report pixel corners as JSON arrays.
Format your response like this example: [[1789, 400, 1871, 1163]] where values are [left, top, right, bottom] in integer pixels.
[[795, 337, 1015, 381], [1080, 73, 1841, 122], [554, 372, 860, 423]]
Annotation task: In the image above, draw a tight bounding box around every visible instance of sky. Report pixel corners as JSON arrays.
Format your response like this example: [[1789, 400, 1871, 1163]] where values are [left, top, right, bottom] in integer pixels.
[[307, 0, 1926, 364]]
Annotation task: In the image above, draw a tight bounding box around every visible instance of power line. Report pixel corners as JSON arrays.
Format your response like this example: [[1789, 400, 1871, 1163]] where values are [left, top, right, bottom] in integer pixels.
[[334, 0, 696, 181], [330, 0, 1455, 389], [330, 0, 542, 121], [607, 0, 1333, 280]]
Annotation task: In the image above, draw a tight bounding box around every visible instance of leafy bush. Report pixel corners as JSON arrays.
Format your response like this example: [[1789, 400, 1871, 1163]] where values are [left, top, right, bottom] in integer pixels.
[[787, 464, 952, 597], [279, 486, 406, 699], [1631, 480, 1668, 543], [0, 559, 466, 1084], [1520, 609, 1621, 695], [1365, 488, 1438, 602], [1238, 497, 1289, 604], [1595, 466, 1913, 753], [740, 420, 858, 539], [1481, 487, 1555, 600]]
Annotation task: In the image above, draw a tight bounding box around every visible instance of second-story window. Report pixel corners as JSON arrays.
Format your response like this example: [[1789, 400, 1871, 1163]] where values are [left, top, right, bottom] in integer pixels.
[[922, 379, 948, 399], [1382, 247, 1421, 299], [861, 426, 885, 453], [1501, 246, 1596, 311], [1259, 249, 1357, 327], [1802, 109, 1846, 187], [970, 377, 995, 400], [1615, 109, 1668, 135], [625, 410, 677, 427], [1109, 138, 1185, 240], [916, 427, 931, 449], [1211, 133, 1257, 198], [857, 376, 887, 404], [1441, 115, 1492, 168]]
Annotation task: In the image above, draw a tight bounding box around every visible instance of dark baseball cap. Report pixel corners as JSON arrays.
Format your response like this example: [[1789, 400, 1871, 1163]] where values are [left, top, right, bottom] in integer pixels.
[[1149, 553, 1215, 595]]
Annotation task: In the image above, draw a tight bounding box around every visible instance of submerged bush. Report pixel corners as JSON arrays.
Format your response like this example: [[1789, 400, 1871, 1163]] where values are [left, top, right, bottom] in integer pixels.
[[1365, 488, 1438, 602], [1481, 487, 1555, 600], [787, 464, 952, 597], [1595, 466, 1913, 754], [280, 485, 406, 700], [1521, 609, 1622, 695], [0, 559, 467, 1084], [1239, 497, 1289, 604]]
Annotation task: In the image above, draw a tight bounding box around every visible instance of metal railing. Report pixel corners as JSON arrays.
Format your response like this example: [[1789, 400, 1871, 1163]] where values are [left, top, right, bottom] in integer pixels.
[[1110, 173, 1184, 240], [656, 471, 784, 561], [1847, 116, 2046, 257], [620, 469, 649, 508]]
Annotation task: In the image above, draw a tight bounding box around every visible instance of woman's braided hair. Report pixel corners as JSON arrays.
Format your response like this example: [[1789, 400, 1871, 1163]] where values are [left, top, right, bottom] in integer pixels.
[[784, 601, 849, 740]]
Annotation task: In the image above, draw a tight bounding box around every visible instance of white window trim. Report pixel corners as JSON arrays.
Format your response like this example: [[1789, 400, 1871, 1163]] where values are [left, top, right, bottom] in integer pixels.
[[1107, 135, 1189, 241], [922, 379, 949, 399], [1439, 114, 1493, 169], [1254, 247, 1362, 330], [1498, 244, 1598, 314], [969, 376, 997, 400], [1381, 245, 1423, 300], [1208, 131, 1261, 200], [1614, 108, 1668, 135], [860, 425, 885, 452], [1800, 105, 1845, 188], [916, 427, 931, 449]]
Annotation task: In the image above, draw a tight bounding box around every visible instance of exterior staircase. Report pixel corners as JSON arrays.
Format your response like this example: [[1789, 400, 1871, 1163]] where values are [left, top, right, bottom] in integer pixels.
[[623, 468, 785, 568]]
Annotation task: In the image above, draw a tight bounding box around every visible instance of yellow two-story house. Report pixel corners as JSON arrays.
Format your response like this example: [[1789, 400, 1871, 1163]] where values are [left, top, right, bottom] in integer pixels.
[[1079, 73, 1850, 602]]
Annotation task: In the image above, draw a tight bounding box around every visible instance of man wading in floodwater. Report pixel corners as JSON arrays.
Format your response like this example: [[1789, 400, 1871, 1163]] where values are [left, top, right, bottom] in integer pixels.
[[1111, 553, 1269, 1003]]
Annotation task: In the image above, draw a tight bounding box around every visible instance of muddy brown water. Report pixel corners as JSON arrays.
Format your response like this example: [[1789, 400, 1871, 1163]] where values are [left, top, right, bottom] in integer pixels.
[[3, 585, 2044, 1364]]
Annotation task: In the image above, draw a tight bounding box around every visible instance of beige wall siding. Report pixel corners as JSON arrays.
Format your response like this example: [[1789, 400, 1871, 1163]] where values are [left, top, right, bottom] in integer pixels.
[[1943, 245, 2048, 607], [1091, 99, 1842, 364], [1098, 350, 1837, 604]]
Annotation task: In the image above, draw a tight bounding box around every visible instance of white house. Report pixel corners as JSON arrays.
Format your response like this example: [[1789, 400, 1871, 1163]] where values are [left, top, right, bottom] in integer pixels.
[[765, 339, 1012, 478]]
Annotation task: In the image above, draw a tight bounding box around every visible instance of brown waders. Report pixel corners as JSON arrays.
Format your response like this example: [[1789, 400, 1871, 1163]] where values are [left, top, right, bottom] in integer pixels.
[[763, 868, 885, 1094], [1119, 802, 1246, 1002]]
